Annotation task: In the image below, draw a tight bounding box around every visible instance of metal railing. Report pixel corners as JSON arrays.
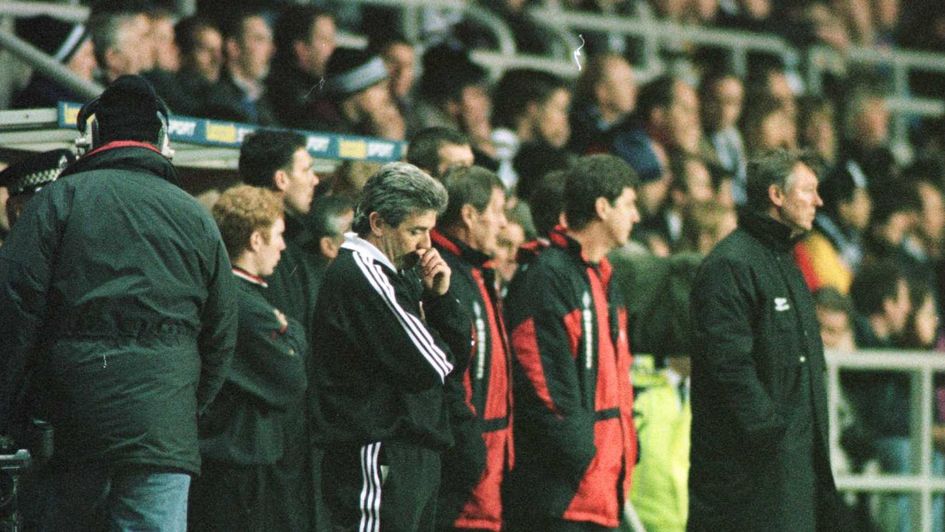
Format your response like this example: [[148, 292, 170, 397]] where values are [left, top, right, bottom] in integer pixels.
[[826, 350, 945, 532]]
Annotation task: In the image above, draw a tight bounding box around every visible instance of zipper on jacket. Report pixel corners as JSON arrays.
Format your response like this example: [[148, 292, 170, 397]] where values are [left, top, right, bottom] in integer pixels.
[[582, 291, 593, 370], [473, 301, 487, 380]]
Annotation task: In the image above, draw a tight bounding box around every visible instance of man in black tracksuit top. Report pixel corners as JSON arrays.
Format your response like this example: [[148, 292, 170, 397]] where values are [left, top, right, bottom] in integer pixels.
[[190, 185, 308, 530], [504, 155, 640, 531], [688, 149, 842, 531], [0, 76, 236, 530], [309, 162, 469, 531], [239, 129, 320, 531], [432, 166, 512, 531]]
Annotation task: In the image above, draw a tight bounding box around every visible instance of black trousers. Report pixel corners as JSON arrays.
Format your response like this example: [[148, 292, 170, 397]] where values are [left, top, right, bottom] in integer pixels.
[[321, 441, 441, 531], [189, 459, 269, 532]]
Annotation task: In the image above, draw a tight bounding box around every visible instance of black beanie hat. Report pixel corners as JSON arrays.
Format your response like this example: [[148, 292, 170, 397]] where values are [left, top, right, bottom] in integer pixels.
[[324, 48, 389, 99], [94, 75, 167, 145], [16, 15, 89, 63]]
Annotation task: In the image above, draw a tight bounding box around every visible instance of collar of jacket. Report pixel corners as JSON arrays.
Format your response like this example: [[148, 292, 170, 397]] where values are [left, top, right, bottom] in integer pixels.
[[548, 226, 614, 281], [340, 232, 397, 272], [284, 210, 307, 241], [738, 208, 803, 252], [60, 141, 179, 186], [431, 228, 494, 269]]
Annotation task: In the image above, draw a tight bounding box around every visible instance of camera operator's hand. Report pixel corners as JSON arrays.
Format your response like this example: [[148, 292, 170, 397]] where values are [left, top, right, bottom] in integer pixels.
[[416, 247, 450, 296]]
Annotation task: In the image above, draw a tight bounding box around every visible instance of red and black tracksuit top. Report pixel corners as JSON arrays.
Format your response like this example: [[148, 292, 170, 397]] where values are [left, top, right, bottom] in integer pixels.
[[504, 229, 636, 528], [432, 230, 512, 531]]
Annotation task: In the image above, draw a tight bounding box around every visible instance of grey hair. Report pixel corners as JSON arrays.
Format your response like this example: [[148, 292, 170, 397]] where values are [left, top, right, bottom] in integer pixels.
[[352, 162, 448, 235], [745, 149, 819, 212]]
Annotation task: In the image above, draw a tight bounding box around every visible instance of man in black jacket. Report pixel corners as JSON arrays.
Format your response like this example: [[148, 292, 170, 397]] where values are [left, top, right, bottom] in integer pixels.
[[309, 162, 469, 531], [688, 149, 842, 531], [190, 185, 308, 531], [432, 166, 510, 531], [238, 129, 319, 531], [0, 75, 236, 531]]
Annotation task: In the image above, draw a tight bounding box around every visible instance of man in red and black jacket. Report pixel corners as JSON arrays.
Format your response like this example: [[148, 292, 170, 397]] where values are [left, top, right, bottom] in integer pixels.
[[504, 154, 641, 531], [432, 166, 512, 531]]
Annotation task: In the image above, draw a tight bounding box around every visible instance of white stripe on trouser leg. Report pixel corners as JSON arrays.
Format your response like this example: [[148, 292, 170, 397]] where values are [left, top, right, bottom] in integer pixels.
[[359, 443, 382, 532]]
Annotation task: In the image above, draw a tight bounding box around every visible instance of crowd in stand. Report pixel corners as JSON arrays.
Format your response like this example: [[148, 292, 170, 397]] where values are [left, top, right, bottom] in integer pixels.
[[2, 1, 945, 531]]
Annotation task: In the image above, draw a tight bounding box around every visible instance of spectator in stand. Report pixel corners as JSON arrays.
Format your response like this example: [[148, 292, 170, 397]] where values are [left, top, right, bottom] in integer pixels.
[[700, 70, 747, 204], [491, 69, 573, 191], [904, 163, 945, 266], [680, 201, 738, 256], [142, 7, 196, 116], [190, 185, 308, 532], [407, 127, 475, 180], [164, 16, 223, 115], [637, 153, 716, 253], [651, 0, 719, 24], [329, 161, 383, 200], [797, 96, 839, 169], [149, 7, 179, 73], [903, 279, 943, 350], [266, 6, 337, 130], [813, 286, 882, 531], [835, 0, 899, 48], [614, 75, 702, 158], [847, 260, 942, 532], [312, 48, 405, 140], [793, 160, 872, 294], [415, 43, 497, 168], [88, 1, 154, 84], [840, 89, 896, 187], [863, 180, 924, 281], [11, 15, 97, 109], [568, 53, 637, 155], [742, 96, 798, 156], [205, 9, 275, 125], [746, 60, 798, 117], [368, 33, 418, 134]]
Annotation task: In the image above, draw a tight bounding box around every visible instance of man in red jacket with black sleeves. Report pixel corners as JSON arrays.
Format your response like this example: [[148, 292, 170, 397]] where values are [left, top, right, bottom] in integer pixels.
[[504, 154, 640, 531], [432, 165, 512, 531]]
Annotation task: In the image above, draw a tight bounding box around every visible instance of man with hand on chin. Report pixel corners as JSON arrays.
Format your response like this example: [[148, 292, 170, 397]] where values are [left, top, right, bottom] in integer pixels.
[[308, 162, 470, 531], [688, 149, 843, 531]]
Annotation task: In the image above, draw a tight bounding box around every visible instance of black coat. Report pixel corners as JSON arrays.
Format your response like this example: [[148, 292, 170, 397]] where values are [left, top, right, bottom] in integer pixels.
[[308, 235, 469, 450], [0, 143, 237, 474], [688, 210, 841, 531]]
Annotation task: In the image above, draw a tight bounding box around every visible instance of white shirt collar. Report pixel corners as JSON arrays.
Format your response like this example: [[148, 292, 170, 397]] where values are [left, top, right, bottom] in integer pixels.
[[341, 232, 396, 272]]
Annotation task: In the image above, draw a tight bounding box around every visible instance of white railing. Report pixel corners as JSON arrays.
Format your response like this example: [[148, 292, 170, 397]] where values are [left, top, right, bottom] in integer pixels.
[[826, 350, 945, 532]]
